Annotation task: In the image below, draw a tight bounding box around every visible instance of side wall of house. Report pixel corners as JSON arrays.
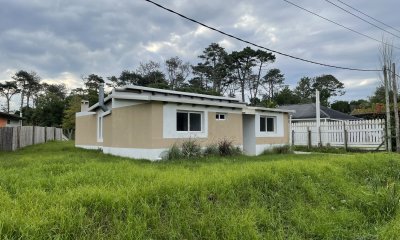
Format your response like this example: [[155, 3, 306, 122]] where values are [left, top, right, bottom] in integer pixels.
[[254, 112, 290, 155], [101, 101, 243, 159], [75, 113, 100, 148]]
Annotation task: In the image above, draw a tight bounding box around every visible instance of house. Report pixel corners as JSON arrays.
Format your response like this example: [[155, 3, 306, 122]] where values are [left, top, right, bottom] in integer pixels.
[[75, 85, 294, 160], [278, 103, 360, 123], [0, 112, 22, 127]]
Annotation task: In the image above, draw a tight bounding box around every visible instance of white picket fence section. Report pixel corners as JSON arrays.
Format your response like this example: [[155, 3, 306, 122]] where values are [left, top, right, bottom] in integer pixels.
[[291, 119, 386, 150]]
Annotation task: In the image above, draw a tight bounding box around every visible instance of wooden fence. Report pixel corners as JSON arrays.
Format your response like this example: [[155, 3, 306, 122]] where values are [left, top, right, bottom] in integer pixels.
[[291, 119, 386, 150], [0, 126, 63, 151]]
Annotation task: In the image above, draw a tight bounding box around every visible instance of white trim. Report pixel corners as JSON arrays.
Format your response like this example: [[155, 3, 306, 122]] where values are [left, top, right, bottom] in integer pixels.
[[119, 85, 242, 102], [255, 112, 284, 138], [245, 107, 295, 114], [163, 104, 209, 139], [102, 147, 169, 161], [255, 144, 287, 155], [76, 112, 96, 117], [75, 145, 103, 150], [216, 113, 227, 120]]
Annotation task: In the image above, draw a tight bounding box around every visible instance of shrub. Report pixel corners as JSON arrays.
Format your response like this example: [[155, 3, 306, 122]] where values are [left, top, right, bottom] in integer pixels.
[[166, 144, 182, 160], [272, 145, 293, 154], [218, 139, 241, 156], [262, 145, 293, 155], [203, 144, 219, 156], [181, 139, 202, 159]]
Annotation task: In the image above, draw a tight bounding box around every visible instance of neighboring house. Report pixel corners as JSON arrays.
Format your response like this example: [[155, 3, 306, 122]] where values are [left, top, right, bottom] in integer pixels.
[[0, 112, 22, 127], [75, 85, 294, 160], [278, 103, 360, 123]]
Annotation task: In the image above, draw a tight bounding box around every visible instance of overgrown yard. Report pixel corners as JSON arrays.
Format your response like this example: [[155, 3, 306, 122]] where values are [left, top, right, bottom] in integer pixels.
[[0, 142, 399, 239]]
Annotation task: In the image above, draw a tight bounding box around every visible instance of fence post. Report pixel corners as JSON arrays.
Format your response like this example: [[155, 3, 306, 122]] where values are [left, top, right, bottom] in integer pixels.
[[32, 126, 35, 145], [291, 130, 295, 146], [45, 127, 47, 142], [307, 127, 312, 149], [344, 129, 348, 152]]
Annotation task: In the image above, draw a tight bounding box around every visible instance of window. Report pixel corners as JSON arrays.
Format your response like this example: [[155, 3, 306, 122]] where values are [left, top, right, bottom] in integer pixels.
[[260, 116, 276, 132], [260, 116, 266, 132], [216, 113, 226, 120], [176, 111, 202, 132], [7, 120, 11, 124]]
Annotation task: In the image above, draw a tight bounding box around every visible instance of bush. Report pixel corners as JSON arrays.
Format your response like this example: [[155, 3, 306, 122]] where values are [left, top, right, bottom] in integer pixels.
[[218, 139, 241, 156], [181, 139, 202, 159], [203, 144, 219, 156], [272, 145, 293, 154], [262, 145, 293, 155], [166, 144, 182, 160]]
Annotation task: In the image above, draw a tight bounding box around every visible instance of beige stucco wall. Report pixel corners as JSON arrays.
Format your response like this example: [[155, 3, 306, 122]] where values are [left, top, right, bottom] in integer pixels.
[[255, 113, 289, 145], [104, 102, 243, 149], [75, 114, 100, 146]]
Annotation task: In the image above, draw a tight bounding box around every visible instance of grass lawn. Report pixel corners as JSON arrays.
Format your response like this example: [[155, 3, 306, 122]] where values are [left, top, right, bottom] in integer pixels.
[[0, 141, 399, 239]]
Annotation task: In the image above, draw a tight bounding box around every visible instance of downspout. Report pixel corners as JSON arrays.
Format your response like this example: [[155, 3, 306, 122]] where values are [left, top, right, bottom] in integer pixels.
[[99, 82, 108, 112]]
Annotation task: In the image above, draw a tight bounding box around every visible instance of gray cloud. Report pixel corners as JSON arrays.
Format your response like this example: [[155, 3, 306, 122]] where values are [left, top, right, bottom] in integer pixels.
[[0, 0, 399, 107]]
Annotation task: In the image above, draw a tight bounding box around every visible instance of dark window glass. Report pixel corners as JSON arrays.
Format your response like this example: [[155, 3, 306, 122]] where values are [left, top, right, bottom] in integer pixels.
[[190, 113, 201, 131], [177, 112, 188, 131], [215, 114, 219, 119], [219, 114, 225, 120], [260, 117, 266, 132], [267, 117, 275, 132]]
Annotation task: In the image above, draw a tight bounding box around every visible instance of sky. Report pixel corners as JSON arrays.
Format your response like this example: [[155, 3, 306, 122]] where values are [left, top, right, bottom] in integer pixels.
[[0, 0, 399, 110]]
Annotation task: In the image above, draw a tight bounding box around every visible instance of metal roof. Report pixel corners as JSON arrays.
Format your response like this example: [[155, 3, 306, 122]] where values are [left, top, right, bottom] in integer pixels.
[[278, 103, 360, 120]]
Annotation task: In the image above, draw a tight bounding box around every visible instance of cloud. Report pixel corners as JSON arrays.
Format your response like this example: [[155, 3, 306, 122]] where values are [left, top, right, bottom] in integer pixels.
[[0, 0, 398, 103]]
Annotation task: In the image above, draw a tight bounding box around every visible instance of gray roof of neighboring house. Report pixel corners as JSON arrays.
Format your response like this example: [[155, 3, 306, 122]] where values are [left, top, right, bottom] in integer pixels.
[[278, 103, 360, 120], [0, 112, 23, 120]]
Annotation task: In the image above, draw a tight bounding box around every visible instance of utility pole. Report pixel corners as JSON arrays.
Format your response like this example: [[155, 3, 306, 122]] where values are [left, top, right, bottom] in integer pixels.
[[384, 65, 392, 152], [316, 90, 321, 146], [392, 63, 400, 153]]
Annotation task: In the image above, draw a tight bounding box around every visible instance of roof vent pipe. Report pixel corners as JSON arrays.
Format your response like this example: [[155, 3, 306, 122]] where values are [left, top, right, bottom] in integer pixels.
[[99, 82, 108, 112]]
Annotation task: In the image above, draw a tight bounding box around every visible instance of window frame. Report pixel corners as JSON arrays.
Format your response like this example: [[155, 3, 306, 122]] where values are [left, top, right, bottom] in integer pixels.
[[215, 113, 227, 120], [259, 115, 276, 133], [176, 111, 203, 133], [97, 114, 104, 142]]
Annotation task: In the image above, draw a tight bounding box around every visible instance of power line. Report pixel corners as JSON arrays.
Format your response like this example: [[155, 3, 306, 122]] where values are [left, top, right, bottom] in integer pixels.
[[324, 0, 400, 39], [335, 0, 400, 35], [282, 0, 400, 50], [144, 0, 380, 72]]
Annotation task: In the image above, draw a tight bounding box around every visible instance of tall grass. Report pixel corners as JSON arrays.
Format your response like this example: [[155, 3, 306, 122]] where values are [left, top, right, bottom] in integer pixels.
[[0, 141, 399, 239]]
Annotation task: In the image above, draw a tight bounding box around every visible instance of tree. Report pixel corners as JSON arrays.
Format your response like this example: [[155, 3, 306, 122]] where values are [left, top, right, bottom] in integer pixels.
[[294, 77, 313, 103], [331, 100, 351, 114], [263, 68, 284, 100], [0, 81, 20, 113], [83, 74, 104, 106], [135, 61, 169, 88], [192, 43, 232, 94], [12, 70, 36, 113], [108, 70, 142, 87], [312, 75, 345, 106], [369, 85, 390, 103], [31, 84, 67, 127], [25, 72, 41, 108], [274, 86, 301, 105], [293, 75, 345, 106], [62, 95, 82, 139], [165, 56, 190, 89], [229, 47, 275, 102]]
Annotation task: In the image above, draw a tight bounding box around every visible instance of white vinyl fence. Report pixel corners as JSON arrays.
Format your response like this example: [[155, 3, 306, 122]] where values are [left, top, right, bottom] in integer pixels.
[[291, 119, 386, 150]]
